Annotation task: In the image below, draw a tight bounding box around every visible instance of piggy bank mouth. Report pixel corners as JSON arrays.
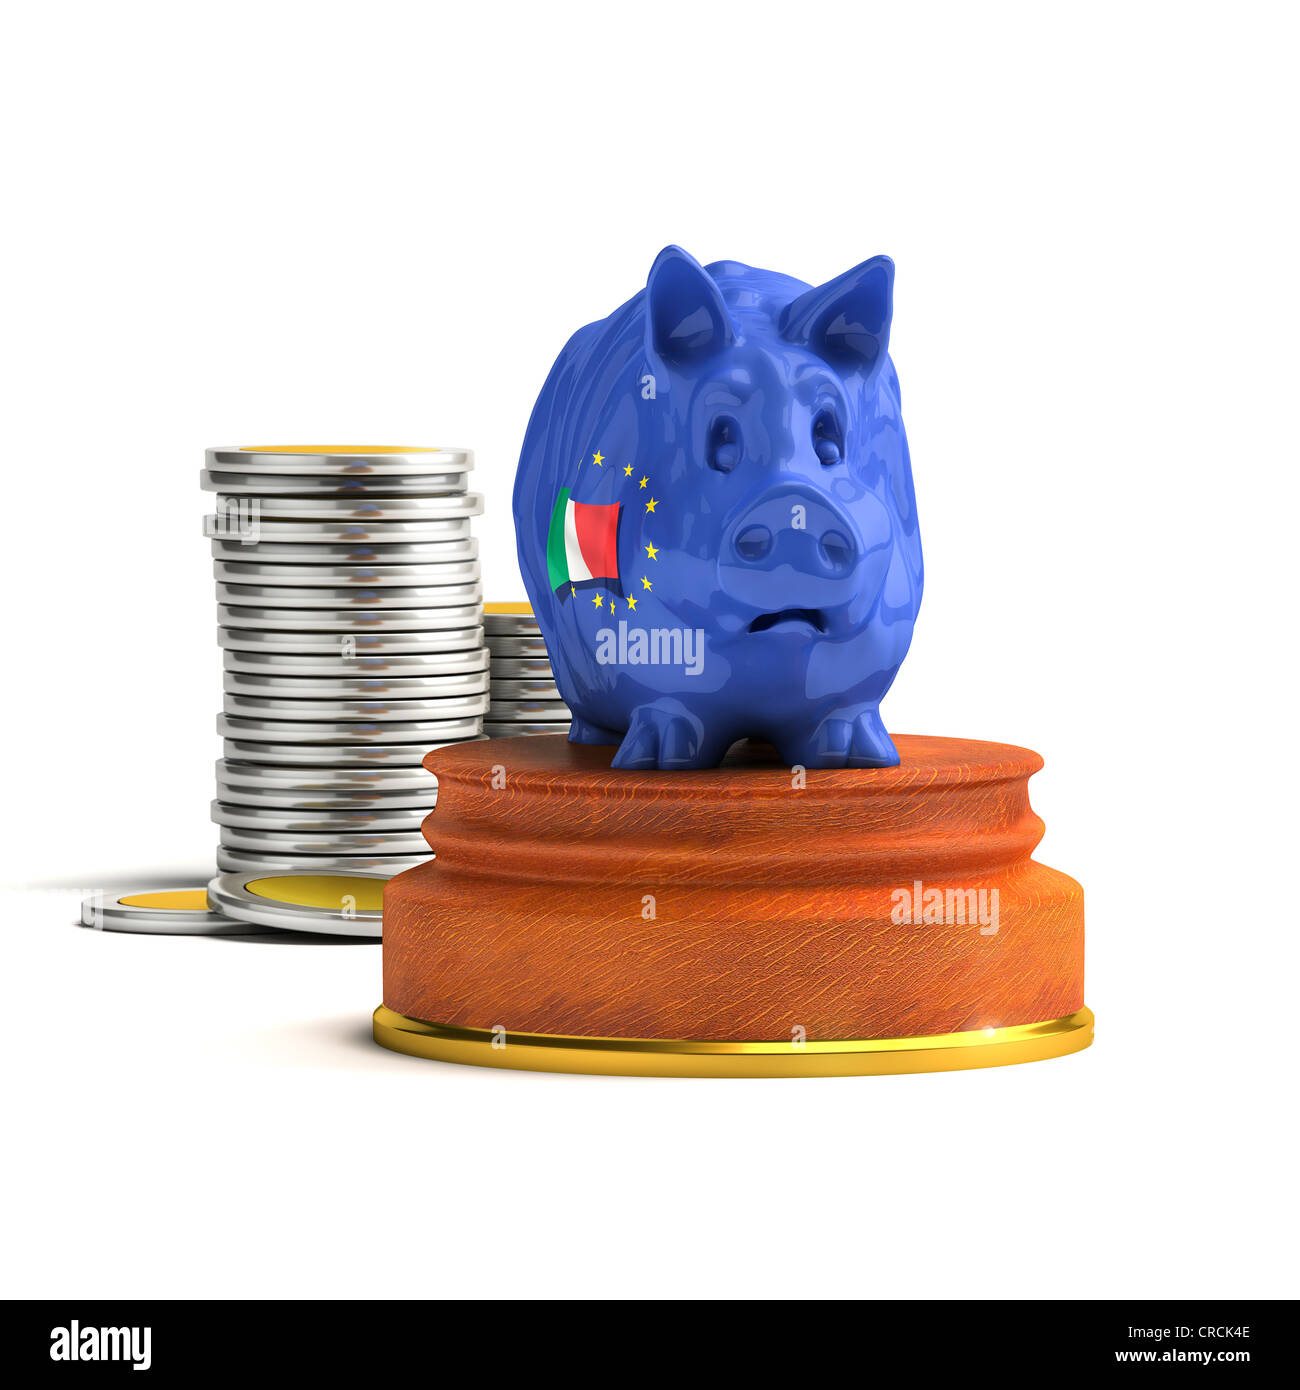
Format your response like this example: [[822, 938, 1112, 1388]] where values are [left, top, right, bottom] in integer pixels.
[[748, 608, 828, 634]]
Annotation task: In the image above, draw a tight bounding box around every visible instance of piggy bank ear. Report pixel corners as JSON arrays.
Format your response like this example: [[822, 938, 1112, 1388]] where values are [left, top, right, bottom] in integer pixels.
[[645, 245, 736, 366], [780, 256, 894, 374]]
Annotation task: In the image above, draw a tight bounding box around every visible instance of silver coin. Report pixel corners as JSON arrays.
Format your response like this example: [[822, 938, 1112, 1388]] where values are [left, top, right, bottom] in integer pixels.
[[206, 446, 473, 475], [489, 678, 562, 701], [213, 559, 481, 587], [213, 801, 429, 832], [482, 721, 573, 737], [216, 583, 483, 609], [222, 736, 479, 767], [222, 647, 487, 676], [206, 513, 475, 543], [218, 713, 482, 743], [210, 537, 478, 563], [216, 791, 436, 816], [201, 469, 469, 496], [482, 607, 540, 636], [222, 693, 489, 722], [217, 759, 436, 793], [485, 634, 551, 658], [218, 603, 482, 631], [215, 781, 436, 812], [79, 887, 265, 936], [487, 656, 554, 677], [207, 872, 386, 939], [218, 625, 484, 654], [216, 845, 427, 876], [486, 699, 571, 719], [222, 670, 489, 699], [219, 493, 485, 522], [219, 825, 429, 854]]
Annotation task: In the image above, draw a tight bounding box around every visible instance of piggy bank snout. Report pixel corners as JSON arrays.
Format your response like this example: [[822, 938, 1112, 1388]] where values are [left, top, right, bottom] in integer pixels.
[[717, 486, 889, 622], [724, 486, 859, 577]]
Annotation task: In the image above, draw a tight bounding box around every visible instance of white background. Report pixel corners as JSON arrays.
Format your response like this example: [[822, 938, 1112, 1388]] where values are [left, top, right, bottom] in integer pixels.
[[2, 0, 1296, 1299]]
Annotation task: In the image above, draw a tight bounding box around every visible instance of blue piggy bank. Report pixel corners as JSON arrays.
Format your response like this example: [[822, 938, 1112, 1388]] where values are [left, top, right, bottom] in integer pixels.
[[513, 246, 923, 770]]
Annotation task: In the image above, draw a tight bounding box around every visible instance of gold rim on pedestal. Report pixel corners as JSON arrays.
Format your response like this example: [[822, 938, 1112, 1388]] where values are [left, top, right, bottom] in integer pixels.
[[372, 1005, 1094, 1078]]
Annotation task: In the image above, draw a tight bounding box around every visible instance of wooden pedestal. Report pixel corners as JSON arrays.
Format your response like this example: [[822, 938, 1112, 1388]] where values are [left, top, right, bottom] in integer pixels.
[[375, 734, 1090, 1076]]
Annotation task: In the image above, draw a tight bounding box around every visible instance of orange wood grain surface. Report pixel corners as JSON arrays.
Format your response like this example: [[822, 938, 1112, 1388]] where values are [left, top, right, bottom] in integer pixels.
[[382, 734, 1084, 1041]]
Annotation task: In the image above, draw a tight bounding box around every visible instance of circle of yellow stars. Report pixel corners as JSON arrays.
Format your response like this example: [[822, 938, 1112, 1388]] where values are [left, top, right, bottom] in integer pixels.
[[576, 447, 658, 615]]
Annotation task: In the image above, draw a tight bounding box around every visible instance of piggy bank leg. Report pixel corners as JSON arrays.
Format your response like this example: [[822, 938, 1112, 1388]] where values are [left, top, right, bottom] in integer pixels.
[[611, 699, 728, 771], [568, 715, 621, 747], [775, 704, 900, 770]]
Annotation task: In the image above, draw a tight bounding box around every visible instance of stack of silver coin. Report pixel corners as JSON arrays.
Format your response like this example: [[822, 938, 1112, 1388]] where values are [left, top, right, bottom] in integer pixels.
[[204, 447, 486, 878], [482, 603, 571, 737]]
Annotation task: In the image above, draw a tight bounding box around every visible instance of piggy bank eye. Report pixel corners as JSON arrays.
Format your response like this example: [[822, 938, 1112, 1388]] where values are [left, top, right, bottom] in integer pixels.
[[708, 415, 742, 473], [813, 409, 843, 465]]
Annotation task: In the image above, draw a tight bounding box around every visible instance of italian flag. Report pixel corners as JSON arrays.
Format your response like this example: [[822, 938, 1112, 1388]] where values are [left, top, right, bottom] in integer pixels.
[[547, 488, 623, 597]]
